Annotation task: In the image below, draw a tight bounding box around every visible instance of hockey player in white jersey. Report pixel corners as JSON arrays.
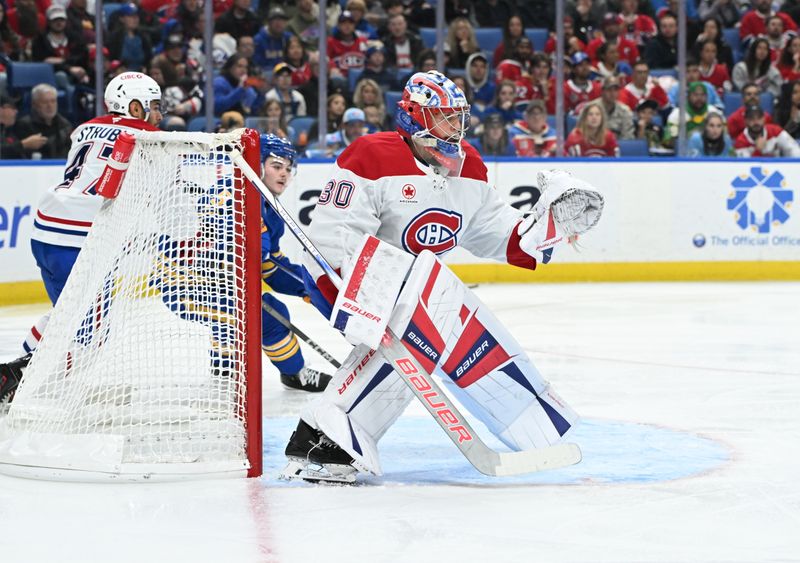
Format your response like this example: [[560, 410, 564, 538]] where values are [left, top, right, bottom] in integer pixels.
[[283, 70, 604, 482], [0, 72, 162, 404]]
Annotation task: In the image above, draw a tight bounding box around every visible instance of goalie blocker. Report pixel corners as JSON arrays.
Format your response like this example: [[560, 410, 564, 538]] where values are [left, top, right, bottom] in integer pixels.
[[297, 235, 579, 477]]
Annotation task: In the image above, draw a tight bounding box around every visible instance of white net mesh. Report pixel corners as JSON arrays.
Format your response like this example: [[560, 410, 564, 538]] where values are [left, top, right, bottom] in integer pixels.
[[0, 130, 259, 480]]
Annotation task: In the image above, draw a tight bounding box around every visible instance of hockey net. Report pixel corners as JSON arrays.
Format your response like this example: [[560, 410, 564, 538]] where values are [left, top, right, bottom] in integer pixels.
[[0, 129, 263, 481]]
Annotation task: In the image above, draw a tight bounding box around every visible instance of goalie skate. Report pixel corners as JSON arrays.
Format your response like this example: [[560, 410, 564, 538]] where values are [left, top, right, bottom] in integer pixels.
[[280, 419, 361, 484]]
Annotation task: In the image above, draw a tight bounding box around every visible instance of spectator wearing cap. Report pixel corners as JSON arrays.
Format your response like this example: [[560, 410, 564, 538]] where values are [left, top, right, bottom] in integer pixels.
[[15, 84, 72, 159], [592, 76, 634, 140], [663, 81, 723, 148], [740, 0, 798, 50], [215, 0, 260, 41], [507, 100, 556, 157], [108, 3, 153, 72], [619, 0, 657, 47], [687, 113, 733, 157], [324, 107, 367, 156], [619, 59, 670, 111], [471, 112, 515, 156], [381, 13, 423, 71], [339, 0, 377, 40], [359, 40, 395, 91], [734, 103, 800, 156], [214, 53, 261, 115], [466, 52, 495, 113], [644, 11, 678, 69], [327, 10, 368, 84], [31, 5, 89, 84], [587, 13, 640, 67], [544, 15, 586, 59], [491, 14, 525, 68], [634, 98, 664, 151], [253, 6, 294, 73], [150, 34, 188, 89], [289, 0, 322, 52], [0, 94, 47, 159], [565, 100, 620, 157], [264, 62, 307, 122], [444, 17, 479, 70], [563, 51, 602, 115]]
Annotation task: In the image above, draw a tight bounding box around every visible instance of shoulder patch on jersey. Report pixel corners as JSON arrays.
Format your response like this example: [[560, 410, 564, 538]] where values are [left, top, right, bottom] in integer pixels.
[[336, 132, 424, 181], [459, 140, 489, 182]]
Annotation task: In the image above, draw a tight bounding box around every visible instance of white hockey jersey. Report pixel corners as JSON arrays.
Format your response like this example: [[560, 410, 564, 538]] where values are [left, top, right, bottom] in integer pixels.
[[305, 131, 537, 300], [31, 115, 159, 248]]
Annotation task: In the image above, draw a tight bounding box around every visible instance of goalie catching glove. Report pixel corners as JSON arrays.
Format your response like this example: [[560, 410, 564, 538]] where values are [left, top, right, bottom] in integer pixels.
[[518, 169, 605, 264]]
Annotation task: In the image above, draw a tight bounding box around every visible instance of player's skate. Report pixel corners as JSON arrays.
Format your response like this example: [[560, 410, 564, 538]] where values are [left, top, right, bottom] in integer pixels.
[[280, 367, 331, 392], [281, 419, 359, 483], [0, 353, 32, 408]]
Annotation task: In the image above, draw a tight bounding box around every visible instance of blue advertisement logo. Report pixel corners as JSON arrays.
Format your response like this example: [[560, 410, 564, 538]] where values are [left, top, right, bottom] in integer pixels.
[[727, 167, 793, 233]]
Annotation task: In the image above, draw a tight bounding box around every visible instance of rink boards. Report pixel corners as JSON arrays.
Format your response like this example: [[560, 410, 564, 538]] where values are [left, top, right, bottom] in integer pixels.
[[2, 157, 800, 304]]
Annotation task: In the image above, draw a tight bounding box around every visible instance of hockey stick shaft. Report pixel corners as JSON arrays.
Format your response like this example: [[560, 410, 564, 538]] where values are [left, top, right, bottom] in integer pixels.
[[233, 151, 580, 476], [261, 298, 342, 369]]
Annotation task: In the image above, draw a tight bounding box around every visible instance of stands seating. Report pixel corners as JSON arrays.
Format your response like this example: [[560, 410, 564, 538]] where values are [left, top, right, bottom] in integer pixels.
[[722, 92, 775, 116], [723, 28, 742, 63], [618, 138, 649, 156], [420, 28, 437, 49], [5, 61, 57, 91], [650, 69, 678, 79], [348, 69, 363, 93], [288, 116, 317, 146], [525, 28, 549, 52], [475, 28, 502, 52], [187, 116, 220, 132]]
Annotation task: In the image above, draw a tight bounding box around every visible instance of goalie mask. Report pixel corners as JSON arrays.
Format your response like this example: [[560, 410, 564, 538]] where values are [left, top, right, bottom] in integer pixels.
[[396, 71, 470, 177], [104, 72, 162, 119]]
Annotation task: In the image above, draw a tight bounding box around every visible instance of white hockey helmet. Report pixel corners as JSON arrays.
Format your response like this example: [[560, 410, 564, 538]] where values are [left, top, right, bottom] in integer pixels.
[[104, 72, 162, 119]]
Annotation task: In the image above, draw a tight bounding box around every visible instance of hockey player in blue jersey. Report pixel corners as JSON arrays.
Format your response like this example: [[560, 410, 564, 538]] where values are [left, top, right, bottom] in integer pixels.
[[258, 134, 332, 392], [0, 72, 162, 405]]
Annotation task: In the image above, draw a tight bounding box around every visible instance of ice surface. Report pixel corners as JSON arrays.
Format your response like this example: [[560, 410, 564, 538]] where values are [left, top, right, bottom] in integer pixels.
[[1, 282, 798, 562]]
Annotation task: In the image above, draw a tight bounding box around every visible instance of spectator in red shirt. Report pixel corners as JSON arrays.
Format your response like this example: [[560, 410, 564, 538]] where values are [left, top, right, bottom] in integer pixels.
[[508, 99, 557, 157], [587, 13, 640, 66], [565, 100, 620, 157], [740, 0, 798, 49], [619, 0, 657, 47], [544, 15, 586, 59], [564, 51, 602, 114], [327, 11, 367, 84], [619, 59, 670, 111], [776, 36, 800, 81], [496, 36, 533, 84], [734, 104, 800, 156], [728, 82, 774, 139], [698, 40, 732, 94], [492, 14, 525, 68], [692, 17, 735, 72], [764, 15, 796, 54]]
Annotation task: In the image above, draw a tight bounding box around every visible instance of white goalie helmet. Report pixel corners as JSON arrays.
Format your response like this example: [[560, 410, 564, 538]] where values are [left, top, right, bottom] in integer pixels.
[[104, 72, 162, 119]]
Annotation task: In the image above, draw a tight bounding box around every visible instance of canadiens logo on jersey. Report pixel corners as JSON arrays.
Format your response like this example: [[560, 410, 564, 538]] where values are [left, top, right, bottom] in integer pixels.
[[402, 208, 462, 255]]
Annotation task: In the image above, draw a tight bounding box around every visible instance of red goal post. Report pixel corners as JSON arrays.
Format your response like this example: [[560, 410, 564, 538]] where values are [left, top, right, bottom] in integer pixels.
[[0, 128, 263, 481]]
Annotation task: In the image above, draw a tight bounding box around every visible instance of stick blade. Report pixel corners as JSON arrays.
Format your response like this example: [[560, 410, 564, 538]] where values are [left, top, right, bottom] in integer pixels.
[[474, 442, 582, 477]]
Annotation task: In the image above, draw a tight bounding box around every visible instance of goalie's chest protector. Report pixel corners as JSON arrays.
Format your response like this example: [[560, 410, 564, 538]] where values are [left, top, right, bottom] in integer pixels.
[[309, 132, 506, 268]]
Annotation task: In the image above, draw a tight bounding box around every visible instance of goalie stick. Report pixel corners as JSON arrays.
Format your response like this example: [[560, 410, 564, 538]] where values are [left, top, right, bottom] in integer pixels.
[[261, 297, 342, 369], [232, 151, 581, 476]]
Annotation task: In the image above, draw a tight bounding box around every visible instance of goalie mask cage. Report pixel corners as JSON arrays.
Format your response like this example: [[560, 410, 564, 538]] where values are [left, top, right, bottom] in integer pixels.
[[0, 129, 263, 481]]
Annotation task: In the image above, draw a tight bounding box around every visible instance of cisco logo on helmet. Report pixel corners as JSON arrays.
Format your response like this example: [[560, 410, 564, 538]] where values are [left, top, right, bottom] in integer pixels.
[[402, 208, 462, 255]]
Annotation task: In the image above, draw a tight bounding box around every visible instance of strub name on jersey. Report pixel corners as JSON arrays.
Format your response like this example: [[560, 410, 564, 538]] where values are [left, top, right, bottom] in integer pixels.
[[455, 340, 489, 378], [75, 126, 122, 144], [338, 349, 377, 395]]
